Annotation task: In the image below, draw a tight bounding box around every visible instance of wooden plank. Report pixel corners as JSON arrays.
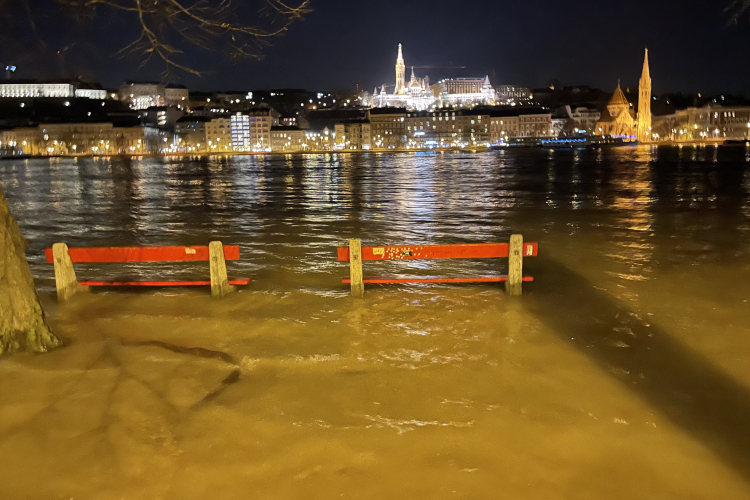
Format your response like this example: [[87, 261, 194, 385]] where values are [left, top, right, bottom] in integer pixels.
[[506, 234, 523, 297], [348, 239, 365, 298], [52, 242, 86, 301], [336, 242, 538, 262], [79, 279, 251, 286], [342, 276, 534, 284], [209, 241, 234, 298], [44, 245, 241, 263]]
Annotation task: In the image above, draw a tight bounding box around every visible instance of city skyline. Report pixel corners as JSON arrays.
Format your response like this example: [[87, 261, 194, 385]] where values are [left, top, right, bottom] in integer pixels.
[[4, 0, 750, 95]]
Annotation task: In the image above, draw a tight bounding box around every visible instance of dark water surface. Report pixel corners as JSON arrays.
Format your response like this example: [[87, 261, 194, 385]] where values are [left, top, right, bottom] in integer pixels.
[[1, 147, 750, 499]]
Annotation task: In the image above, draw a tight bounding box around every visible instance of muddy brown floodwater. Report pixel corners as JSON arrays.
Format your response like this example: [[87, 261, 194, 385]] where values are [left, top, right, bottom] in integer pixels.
[[1, 147, 750, 499]]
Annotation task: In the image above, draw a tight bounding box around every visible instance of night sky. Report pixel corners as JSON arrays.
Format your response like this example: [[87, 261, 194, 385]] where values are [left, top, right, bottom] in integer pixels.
[[7, 0, 750, 94]]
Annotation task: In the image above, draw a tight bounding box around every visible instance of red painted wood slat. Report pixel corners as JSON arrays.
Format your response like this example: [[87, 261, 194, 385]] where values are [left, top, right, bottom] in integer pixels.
[[336, 242, 538, 262], [44, 245, 241, 263], [341, 276, 534, 284], [79, 278, 252, 287]]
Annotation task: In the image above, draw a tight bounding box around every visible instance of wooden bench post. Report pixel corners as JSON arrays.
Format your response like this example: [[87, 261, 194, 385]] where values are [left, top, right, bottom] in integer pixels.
[[506, 234, 523, 297], [349, 239, 365, 298], [209, 241, 234, 298], [52, 242, 84, 301]]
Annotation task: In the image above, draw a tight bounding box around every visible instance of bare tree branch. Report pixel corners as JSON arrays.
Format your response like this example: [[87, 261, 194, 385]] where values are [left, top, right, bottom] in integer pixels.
[[0, 0, 310, 76], [726, 0, 750, 22]]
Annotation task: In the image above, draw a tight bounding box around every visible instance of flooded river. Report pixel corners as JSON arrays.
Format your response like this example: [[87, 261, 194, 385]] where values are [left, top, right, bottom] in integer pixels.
[[1, 147, 750, 499]]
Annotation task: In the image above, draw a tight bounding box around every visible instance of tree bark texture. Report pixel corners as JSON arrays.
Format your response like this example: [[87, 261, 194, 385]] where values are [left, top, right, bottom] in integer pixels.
[[0, 186, 61, 354]]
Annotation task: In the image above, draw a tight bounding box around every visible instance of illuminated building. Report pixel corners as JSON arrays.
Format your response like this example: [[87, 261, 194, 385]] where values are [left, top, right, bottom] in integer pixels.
[[488, 108, 554, 143], [119, 82, 165, 110], [373, 45, 436, 110], [375, 69, 434, 110], [406, 110, 489, 148], [205, 118, 232, 152], [175, 117, 208, 152], [303, 128, 334, 150], [595, 83, 637, 139], [0, 80, 107, 99], [596, 49, 651, 142], [0, 81, 75, 98], [74, 88, 107, 99], [165, 84, 190, 110], [373, 44, 499, 110], [551, 117, 567, 137], [335, 121, 371, 149], [496, 85, 532, 104], [637, 49, 652, 142], [281, 116, 310, 128], [430, 77, 496, 106], [0, 128, 44, 155], [0, 123, 159, 155], [250, 108, 280, 150], [270, 126, 307, 151], [230, 113, 251, 150], [489, 115, 519, 142], [395, 43, 406, 95], [557, 106, 601, 135], [369, 107, 407, 149], [652, 105, 750, 142]]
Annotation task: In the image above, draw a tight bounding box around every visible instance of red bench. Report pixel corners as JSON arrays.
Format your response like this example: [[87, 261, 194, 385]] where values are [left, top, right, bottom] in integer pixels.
[[337, 234, 537, 297], [45, 241, 249, 300]]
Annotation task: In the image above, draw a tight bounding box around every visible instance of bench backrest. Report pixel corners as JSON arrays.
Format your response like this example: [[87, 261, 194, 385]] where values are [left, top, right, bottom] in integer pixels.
[[44, 245, 241, 263], [337, 242, 538, 262]]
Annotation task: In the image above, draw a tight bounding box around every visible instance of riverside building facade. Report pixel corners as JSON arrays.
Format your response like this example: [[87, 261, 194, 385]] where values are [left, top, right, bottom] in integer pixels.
[[270, 126, 307, 151], [369, 107, 407, 149], [406, 110, 490, 148], [652, 104, 750, 142], [335, 121, 371, 149], [0, 123, 159, 155]]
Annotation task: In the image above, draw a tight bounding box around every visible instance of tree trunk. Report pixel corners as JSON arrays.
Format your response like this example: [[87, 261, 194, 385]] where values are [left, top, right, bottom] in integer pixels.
[[0, 186, 61, 354]]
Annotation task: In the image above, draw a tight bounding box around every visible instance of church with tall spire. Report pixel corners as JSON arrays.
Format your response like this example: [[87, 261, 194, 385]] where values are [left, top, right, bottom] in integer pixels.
[[373, 43, 496, 110], [395, 43, 406, 95], [595, 48, 653, 142]]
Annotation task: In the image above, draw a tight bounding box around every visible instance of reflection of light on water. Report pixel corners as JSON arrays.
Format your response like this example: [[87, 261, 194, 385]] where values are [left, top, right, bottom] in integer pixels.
[[364, 414, 474, 435], [742, 169, 750, 228], [608, 148, 656, 281]]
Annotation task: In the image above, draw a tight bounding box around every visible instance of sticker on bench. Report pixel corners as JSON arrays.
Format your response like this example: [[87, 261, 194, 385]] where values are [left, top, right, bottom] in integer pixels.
[[526, 246, 533, 256], [185, 248, 196, 254], [373, 247, 385, 257]]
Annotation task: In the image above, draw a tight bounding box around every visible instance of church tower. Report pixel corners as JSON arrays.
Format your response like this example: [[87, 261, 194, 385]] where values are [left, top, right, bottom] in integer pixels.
[[637, 48, 652, 142], [395, 44, 405, 95]]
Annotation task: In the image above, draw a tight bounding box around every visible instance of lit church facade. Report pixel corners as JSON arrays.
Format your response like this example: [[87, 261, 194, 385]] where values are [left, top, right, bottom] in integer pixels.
[[373, 44, 496, 110], [595, 49, 652, 142]]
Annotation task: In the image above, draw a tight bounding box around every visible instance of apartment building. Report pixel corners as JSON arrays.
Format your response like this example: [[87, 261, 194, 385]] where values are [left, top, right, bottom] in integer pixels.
[[369, 107, 407, 149], [406, 109, 490, 147], [653, 104, 750, 142], [270, 126, 307, 151], [335, 121, 371, 149], [205, 118, 232, 152], [0, 123, 159, 155]]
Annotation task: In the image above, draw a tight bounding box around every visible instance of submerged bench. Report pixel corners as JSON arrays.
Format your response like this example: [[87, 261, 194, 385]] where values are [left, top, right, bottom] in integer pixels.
[[337, 234, 537, 297], [44, 241, 250, 300]]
